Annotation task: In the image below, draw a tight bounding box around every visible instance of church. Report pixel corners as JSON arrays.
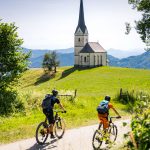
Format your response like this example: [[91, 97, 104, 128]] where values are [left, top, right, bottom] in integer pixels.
[[74, 0, 107, 67]]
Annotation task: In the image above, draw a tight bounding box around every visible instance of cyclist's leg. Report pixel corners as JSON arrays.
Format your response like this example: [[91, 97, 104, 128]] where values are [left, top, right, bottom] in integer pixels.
[[98, 117, 109, 138], [47, 109, 55, 138], [98, 114, 109, 130], [42, 109, 50, 133], [43, 109, 55, 137], [102, 117, 111, 144], [98, 114, 104, 129]]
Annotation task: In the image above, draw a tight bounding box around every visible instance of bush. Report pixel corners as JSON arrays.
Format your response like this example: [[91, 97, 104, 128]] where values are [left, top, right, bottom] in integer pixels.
[[115, 89, 150, 149], [0, 89, 25, 116], [16, 91, 43, 116], [119, 91, 150, 150], [130, 94, 150, 150], [114, 89, 137, 112]]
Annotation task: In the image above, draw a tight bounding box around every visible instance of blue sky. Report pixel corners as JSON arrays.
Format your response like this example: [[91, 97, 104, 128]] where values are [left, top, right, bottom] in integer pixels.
[[0, 0, 145, 51]]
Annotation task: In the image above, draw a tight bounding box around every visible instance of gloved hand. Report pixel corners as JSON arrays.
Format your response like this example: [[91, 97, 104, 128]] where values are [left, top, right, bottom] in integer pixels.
[[63, 110, 67, 113], [116, 116, 121, 119]]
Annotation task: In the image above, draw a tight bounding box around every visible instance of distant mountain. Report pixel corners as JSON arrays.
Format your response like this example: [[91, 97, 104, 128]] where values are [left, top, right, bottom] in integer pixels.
[[24, 47, 74, 68], [24, 47, 74, 57], [29, 53, 74, 68], [107, 55, 119, 66], [111, 51, 150, 69], [107, 48, 145, 59], [24, 48, 150, 69]]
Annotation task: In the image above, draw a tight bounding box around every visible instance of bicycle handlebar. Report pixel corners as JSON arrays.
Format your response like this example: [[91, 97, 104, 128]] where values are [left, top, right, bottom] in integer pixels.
[[53, 110, 66, 113], [110, 116, 121, 119]]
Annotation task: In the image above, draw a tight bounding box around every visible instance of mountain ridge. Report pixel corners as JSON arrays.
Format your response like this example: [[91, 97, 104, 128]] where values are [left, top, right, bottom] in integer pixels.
[[23, 48, 150, 69]]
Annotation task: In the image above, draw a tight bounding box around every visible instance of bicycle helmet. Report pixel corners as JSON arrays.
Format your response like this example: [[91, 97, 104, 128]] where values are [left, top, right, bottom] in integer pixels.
[[52, 89, 58, 96], [105, 95, 111, 101]]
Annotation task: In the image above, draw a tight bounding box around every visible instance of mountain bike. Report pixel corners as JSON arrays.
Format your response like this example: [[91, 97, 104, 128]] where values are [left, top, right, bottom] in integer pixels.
[[36, 110, 66, 145], [92, 116, 120, 150]]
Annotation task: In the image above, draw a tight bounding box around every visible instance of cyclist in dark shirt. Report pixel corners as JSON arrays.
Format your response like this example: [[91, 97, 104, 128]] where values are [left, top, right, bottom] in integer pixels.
[[43, 90, 66, 138]]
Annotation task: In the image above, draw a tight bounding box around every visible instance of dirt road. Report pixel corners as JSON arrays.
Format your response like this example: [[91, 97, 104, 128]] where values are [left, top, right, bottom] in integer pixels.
[[0, 119, 130, 150]]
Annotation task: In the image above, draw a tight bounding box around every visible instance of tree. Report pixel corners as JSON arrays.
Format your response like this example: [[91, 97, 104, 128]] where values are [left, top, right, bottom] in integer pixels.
[[126, 0, 150, 50], [42, 51, 59, 73], [0, 21, 30, 115], [0, 21, 30, 89]]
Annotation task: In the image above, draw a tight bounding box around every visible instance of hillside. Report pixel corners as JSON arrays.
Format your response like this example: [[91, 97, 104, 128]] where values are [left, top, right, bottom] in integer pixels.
[[1, 66, 150, 143], [19, 66, 150, 96]]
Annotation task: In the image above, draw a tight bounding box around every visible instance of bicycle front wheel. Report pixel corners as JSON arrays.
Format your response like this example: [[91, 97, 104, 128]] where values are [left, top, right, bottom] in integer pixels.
[[35, 122, 49, 145], [108, 125, 118, 143], [54, 118, 65, 139], [92, 130, 103, 150]]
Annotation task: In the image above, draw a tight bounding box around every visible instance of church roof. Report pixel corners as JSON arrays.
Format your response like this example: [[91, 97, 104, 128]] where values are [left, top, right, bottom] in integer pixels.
[[75, 0, 88, 34], [80, 42, 106, 53]]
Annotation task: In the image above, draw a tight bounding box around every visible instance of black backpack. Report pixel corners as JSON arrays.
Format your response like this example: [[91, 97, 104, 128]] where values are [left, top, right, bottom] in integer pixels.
[[41, 94, 52, 109]]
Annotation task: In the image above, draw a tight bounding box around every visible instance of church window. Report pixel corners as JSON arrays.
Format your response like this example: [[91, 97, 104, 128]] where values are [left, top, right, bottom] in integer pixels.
[[78, 38, 80, 42], [84, 57, 86, 62], [94, 55, 96, 66]]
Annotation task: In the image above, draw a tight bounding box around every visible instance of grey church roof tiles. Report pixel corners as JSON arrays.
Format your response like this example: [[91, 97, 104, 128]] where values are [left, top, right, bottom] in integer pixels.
[[75, 0, 88, 34], [80, 42, 106, 53]]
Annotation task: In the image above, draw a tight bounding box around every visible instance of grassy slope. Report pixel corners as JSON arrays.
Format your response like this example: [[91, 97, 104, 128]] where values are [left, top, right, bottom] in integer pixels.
[[0, 66, 150, 144]]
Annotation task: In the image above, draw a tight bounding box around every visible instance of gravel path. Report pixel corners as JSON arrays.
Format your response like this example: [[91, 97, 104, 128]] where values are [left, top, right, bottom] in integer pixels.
[[0, 119, 130, 150]]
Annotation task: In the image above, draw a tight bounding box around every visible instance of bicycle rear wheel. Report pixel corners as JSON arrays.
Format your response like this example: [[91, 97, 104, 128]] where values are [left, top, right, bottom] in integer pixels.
[[36, 122, 49, 145], [54, 118, 65, 139], [92, 130, 103, 150], [108, 125, 117, 143]]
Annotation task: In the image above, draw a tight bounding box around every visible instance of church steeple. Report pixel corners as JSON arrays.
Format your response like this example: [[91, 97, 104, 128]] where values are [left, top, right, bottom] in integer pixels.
[[75, 0, 88, 34], [74, 0, 88, 67]]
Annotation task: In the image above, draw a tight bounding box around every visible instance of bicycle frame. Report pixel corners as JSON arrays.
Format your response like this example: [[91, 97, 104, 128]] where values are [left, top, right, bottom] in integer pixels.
[[44, 110, 64, 124], [98, 116, 118, 130], [109, 117, 117, 126]]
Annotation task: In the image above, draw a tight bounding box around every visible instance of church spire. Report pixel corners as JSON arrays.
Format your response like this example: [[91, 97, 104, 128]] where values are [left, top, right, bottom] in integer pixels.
[[75, 0, 88, 34]]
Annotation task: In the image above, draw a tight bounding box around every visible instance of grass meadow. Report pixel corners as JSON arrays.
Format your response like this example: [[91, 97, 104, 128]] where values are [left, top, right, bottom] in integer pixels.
[[0, 66, 150, 143]]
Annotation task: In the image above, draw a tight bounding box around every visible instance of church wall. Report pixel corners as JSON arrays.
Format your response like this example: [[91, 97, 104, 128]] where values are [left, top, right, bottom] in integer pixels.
[[90, 53, 107, 66], [79, 53, 107, 67], [79, 53, 90, 66]]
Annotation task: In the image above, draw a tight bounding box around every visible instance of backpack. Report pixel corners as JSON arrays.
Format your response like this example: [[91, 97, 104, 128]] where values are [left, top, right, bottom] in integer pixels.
[[97, 100, 109, 114], [41, 94, 52, 109]]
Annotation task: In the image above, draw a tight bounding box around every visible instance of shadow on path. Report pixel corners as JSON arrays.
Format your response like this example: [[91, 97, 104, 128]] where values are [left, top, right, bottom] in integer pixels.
[[26, 139, 58, 150]]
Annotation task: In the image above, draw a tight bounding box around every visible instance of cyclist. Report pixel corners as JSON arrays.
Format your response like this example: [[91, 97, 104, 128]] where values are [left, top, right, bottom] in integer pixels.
[[42, 89, 66, 138], [97, 95, 121, 131]]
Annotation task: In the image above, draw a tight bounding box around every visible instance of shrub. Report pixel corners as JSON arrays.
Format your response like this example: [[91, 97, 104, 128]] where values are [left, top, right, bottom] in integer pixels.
[[0, 89, 25, 116], [130, 94, 150, 150], [114, 89, 137, 112], [119, 91, 150, 150], [115, 89, 150, 149]]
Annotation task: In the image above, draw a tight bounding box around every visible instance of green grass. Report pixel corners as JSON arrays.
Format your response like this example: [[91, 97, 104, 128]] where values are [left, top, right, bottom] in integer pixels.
[[0, 66, 150, 144]]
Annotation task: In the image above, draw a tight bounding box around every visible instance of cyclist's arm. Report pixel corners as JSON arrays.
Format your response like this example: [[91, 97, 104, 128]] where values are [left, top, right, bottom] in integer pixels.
[[58, 103, 65, 112], [112, 107, 121, 117]]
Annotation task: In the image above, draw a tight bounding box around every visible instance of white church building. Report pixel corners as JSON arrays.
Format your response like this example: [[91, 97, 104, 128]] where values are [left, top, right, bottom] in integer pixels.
[[74, 0, 107, 67]]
